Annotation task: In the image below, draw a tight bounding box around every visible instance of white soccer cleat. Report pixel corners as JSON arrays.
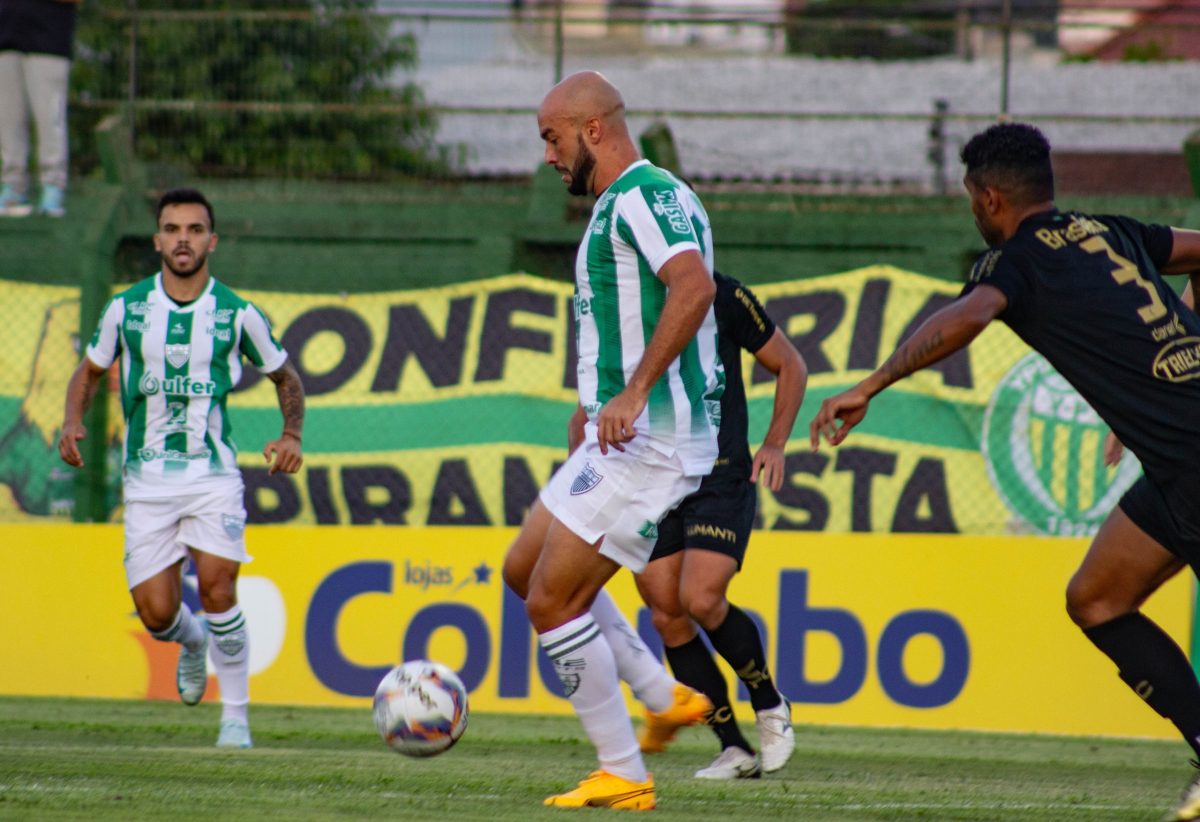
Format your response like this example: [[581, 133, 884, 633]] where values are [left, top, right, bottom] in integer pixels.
[[216, 718, 253, 749], [176, 618, 209, 706], [694, 746, 762, 780], [756, 698, 795, 773]]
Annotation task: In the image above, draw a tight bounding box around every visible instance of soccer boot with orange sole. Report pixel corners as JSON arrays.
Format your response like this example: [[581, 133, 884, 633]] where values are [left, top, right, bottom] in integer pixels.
[[543, 770, 656, 810], [638, 683, 713, 754]]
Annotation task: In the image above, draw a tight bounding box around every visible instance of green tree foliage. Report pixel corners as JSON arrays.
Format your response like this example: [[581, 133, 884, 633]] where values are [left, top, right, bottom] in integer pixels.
[[70, 1, 451, 179]]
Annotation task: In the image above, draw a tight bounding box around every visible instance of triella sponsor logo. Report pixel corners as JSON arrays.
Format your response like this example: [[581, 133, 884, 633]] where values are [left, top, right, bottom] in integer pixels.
[[983, 352, 1139, 537], [303, 562, 970, 709]]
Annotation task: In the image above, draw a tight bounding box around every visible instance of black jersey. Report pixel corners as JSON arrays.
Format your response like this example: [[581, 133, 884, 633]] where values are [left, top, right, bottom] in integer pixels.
[[961, 209, 1200, 482], [709, 272, 777, 482]]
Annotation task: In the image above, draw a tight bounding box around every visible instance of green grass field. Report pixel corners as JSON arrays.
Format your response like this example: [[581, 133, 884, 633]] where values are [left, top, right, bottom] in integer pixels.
[[0, 695, 1191, 820]]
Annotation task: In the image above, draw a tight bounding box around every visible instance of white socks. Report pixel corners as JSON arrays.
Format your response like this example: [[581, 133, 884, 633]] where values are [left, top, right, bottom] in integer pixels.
[[590, 588, 676, 713], [151, 603, 206, 653], [206, 605, 249, 723], [539, 613, 647, 783]]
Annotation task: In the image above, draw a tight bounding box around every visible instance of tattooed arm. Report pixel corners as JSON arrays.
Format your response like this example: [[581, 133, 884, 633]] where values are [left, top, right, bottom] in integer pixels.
[[810, 285, 1006, 450], [262, 360, 306, 475]]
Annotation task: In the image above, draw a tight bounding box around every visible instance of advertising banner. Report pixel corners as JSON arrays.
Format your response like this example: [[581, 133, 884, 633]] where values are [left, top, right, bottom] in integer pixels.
[[1, 524, 1190, 739], [0, 269, 1143, 538]]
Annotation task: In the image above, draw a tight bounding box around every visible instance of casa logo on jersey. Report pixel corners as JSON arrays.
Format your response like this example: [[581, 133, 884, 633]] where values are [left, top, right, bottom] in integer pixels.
[[650, 189, 691, 235], [207, 308, 235, 324], [164, 343, 191, 369], [138, 372, 217, 397], [982, 352, 1140, 537], [127, 300, 153, 315], [1152, 336, 1200, 383], [569, 461, 604, 495]]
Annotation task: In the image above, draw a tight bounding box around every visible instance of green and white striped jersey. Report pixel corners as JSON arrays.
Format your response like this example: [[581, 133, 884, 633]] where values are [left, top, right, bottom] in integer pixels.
[[573, 159, 724, 475], [86, 273, 288, 500]]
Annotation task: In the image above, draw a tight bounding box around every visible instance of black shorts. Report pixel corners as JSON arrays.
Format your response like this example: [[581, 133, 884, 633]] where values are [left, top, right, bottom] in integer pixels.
[[1118, 472, 1200, 569], [648, 475, 756, 569]]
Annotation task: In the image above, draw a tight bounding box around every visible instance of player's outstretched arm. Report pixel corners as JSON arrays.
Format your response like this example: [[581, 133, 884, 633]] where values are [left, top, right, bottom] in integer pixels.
[[595, 250, 715, 454], [810, 284, 1006, 451], [262, 360, 305, 475], [59, 358, 107, 468], [749, 328, 808, 491]]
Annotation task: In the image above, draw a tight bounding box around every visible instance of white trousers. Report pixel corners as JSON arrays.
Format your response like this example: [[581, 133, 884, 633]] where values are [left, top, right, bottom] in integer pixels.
[[0, 51, 71, 192]]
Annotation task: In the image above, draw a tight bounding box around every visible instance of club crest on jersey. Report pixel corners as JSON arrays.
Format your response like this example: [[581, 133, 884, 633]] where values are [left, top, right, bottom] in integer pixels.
[[570, 461, 604, 495], [165, 343, 191, 369]]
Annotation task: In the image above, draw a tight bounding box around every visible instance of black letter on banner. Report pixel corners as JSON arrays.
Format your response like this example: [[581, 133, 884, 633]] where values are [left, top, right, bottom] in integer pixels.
[[503, 456, 543, 525], [307, 466, 340, 525], [892, 458, 957, 532], [771, 451, 830, 530], [847, 279, 891, 371], [474, 289, 555, 382], [281, 307, 371, 396], [755, 292, 845, 381], [371, 298, 473, 391], [899, 295, 973, 388], [835, 447, 897, 532], [563, 295, 578, 390], [343, 466, 411, 524], [243, 467, 301, 523], [428, 459, 491, 525]]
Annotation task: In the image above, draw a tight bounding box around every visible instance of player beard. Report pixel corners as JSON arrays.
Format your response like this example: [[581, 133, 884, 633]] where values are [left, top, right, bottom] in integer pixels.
[[162, 247, 208, 278], [567, 135, 596, 197]]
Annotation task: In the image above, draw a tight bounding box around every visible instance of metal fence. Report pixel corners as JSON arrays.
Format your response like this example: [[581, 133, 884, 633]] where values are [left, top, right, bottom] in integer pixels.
[[67, 1, 1200, 189]]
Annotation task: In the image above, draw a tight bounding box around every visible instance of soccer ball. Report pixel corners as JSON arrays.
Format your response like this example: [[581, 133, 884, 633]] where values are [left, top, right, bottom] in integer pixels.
[[372, 660, 469, 757]]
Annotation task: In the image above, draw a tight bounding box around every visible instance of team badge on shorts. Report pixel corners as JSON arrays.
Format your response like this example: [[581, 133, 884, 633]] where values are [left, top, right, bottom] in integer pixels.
[[221, 513, 246, 539], [570, 461, 604, 495]]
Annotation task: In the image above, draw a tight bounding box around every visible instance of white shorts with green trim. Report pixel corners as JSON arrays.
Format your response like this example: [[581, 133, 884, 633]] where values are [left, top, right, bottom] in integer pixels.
[[123, 483, 249, 589], [539, 431, 703, 574]]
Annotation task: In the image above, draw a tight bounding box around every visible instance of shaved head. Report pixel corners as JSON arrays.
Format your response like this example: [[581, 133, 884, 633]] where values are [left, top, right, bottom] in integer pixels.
[[539, 71, 626, 129], [537, 71, 639, 197]]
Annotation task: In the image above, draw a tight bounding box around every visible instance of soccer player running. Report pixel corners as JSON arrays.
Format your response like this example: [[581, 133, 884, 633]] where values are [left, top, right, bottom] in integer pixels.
[[809, 122, 1200, 822], [511, 71, 724, 811], [59, 188, 305, 749], [634, 272, 806, 779]]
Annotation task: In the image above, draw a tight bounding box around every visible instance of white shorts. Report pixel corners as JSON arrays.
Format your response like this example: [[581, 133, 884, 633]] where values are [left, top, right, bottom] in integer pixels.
[[123, 485, 250, 589], [539, 432, 702, 573]]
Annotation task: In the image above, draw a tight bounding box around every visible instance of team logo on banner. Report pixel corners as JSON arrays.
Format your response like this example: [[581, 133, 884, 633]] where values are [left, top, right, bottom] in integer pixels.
[[982, 352, 1140, 536]]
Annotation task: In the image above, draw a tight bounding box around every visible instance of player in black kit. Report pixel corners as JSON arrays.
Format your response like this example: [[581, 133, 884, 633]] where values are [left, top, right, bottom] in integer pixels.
[[636, 272, 808, 779], [809, 122, 1200, 821]]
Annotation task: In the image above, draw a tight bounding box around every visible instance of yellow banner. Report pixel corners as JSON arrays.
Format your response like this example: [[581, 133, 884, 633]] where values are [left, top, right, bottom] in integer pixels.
[[1, 523, 1191, 738], [0, 270, 1143, 539]]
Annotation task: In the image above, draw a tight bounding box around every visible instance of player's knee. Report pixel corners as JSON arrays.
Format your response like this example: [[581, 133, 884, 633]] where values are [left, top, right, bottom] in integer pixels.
[[138, 602, 177, 634], [681, 588, 728, 631], [198, 576, 237, 613], [1065, 572, 1114, 628]]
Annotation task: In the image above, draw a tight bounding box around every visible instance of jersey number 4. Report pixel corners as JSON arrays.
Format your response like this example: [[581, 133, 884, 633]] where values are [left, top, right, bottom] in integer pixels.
[[1081, 235, 1167, 324]]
